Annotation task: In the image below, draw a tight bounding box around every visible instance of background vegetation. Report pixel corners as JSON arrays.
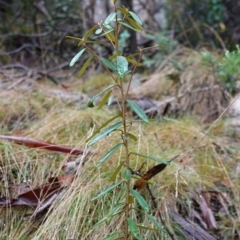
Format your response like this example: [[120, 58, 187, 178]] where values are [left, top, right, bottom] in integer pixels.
[[0, 0, 240, 239]]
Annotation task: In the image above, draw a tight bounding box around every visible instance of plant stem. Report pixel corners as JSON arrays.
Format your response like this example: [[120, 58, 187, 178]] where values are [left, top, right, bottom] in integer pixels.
[[114, 4, 130, 238], [119, 79, 130, 239]]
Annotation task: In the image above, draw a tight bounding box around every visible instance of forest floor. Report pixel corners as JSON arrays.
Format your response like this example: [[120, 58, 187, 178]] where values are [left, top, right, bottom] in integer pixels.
[[0, 48, 240, 239]]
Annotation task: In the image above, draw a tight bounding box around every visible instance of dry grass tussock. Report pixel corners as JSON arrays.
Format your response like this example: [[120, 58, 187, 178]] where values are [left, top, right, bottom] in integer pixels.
[[0, 52, 239, 239], [129, 47, 231, 122]]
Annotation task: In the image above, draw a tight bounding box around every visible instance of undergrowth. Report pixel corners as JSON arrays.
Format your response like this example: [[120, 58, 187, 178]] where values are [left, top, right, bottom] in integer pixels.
[[0, 1, 240, 239]]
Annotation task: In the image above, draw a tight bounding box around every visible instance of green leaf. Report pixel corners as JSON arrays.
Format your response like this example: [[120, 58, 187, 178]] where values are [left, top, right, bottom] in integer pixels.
[[130, 188, 150, 212], [96, 143, 123, 167], [77, 55, 93, 78], [86, 113, 121, 142], [87, 84, 116, 108], [69, 48, 86, 67], [124, 169, 131, 180], [93, 29, 114, 39], [129, 11, 142, 25], [95, 28, 103, 35], [78, 40, 82, 47], [127, 218, 145, 240], [97, 90, 112, 110], [104, 13, 117, 25], [146, 213, 166, 231], [87, 121, 123, 146], [103, 23, 114, 30], [91, 181, 123, 201], [109, 54, 117, 61], [109, 161, 124, 181], [102, 231, 122, 240], [127, 99, 149, 123], [65, 35, 82, 41], [130, 152, 169, 164], [84, 25, 98, 40], [127, 217, 138, 236], [105, 32, 116, 42], [127, 58, 142, 66], [119, 21, 141, 32], [101, 58, 117, 72], [116, 56, 128, 76], [127, 17, 143, 31], [127, 53, 141, 58], [108, 94, 115, 106], [117, 7, 129, 15], [126, 133, 138, 141]]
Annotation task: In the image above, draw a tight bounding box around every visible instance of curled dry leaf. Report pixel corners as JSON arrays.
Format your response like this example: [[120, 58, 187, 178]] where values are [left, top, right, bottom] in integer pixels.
[[133, 163, 167, 190], [0, 135, 94, 156], [0, 175, 73, 208]]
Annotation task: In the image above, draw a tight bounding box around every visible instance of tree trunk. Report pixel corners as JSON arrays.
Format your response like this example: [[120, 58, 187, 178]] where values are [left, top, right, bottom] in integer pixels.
[[120, 0, 137, 54]]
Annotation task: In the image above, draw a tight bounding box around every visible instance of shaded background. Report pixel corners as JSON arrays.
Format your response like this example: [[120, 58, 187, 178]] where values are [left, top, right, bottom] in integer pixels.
[[0, 0, 239, 80]]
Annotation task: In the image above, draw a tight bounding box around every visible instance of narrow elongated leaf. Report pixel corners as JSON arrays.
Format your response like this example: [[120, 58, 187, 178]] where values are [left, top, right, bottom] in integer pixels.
[[105, 32, 115, 42], [108, 94, 115, 106], [130, 188, 150, 212], [127, 53, 141, 58], [127, 17, 143, 31], [130, 152, 169, 164], [109, 54, 117, 61], [104, 13, 117, 25], [127, 218, 138, 236], [117, 7, 129, 15], [84, 25, 98, 40], [101, 58, 117, 72], [87, 84, 116, 107], [109, 161, 124, 181], [96, 143, 122, 167], [127, 218, 145, 240], [129, 11, 142, 25], [69, 48, 86, 67], [103, 24, 114, 30], [97, 90, 112, 110], [87, 121, 123, 146], [127, 99, 149, 123], [91, 181, 123, 201], [102, 231, 122, 240], [146, 213, 166, 231], [78, 40, 82, 47], [127, 58, 142, 66], [86, 113, 121, 142], [65, 35, 82, 41], [119, 21, 141, 32], [77, 55, 93, 78]]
